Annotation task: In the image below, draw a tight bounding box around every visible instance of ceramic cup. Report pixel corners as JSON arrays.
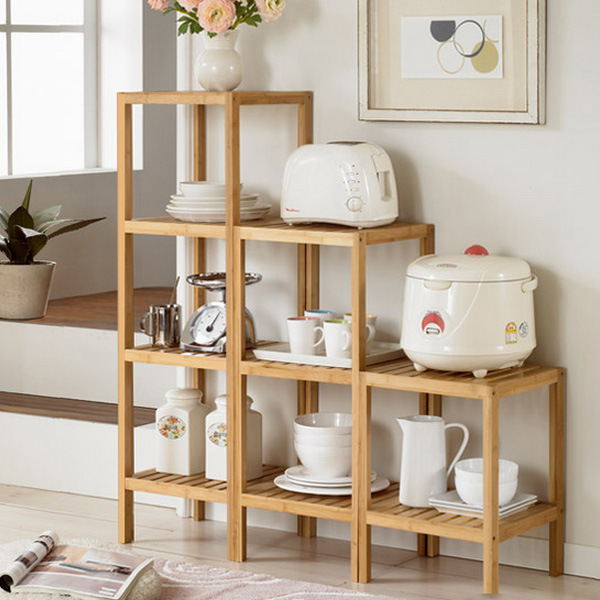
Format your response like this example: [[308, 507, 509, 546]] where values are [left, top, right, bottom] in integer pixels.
[[140, 304, 181, 348], [317, 319, 375, 359], [344, 313, 378, 353], [287, 316, 325, 355], [304, 309, 338, 351]]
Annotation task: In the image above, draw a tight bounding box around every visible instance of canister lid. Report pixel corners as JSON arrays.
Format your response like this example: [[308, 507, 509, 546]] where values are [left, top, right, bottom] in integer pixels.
[[166, 388, 203, 404], [215, 394, 254, 407], [407, 251, 532, 283]]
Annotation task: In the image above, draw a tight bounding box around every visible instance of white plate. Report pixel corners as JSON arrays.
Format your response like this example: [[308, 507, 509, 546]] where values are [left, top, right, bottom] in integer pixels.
[[428, 490, 537, 518], [169, 198, 259, 209], [166, 201, 270, 214], [166, 204, 271, 223], [284, 465, 377, 487], [274, 474, 390, 496], [171, 193, 257, 203], [253, 341, 404, 369]]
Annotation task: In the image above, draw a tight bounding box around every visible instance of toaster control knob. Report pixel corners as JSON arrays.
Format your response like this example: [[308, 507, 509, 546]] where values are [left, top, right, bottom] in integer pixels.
[[346, 197, 364, 212]]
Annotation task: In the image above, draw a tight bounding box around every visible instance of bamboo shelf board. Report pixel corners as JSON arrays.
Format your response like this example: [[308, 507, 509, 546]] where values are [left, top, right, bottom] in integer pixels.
[[365, 360, 563, 400], [368, 483, 558, 544], [124, 217, 226, 239], [119, 90, 312, 106], [242, 467, 356, 522], [239, 219, 432, 247], [125, 345, 226, 370], [241, 356, 352, 385]]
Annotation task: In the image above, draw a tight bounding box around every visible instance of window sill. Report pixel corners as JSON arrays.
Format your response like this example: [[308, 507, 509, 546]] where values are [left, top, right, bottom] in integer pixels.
[[0, 167, 143, 180]]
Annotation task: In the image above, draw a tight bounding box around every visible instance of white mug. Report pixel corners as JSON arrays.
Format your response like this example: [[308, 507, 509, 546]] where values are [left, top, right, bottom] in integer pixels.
[[304, 309, 338, 350], [316, 319, 375, 359], [287, 317, 325, 355], [344, 313, 377, 353]]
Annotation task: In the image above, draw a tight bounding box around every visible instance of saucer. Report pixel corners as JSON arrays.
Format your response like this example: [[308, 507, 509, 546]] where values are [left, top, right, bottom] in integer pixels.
[[274, 474, 390, 496], [284, 465, 376, 488]]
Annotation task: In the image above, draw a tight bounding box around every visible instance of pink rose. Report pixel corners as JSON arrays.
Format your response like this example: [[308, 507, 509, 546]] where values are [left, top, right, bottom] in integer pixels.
[[197, 0, 236, 34], [255, 0, 285, 22], [179, 0, 202, 11], [148, 0, 170, 11]]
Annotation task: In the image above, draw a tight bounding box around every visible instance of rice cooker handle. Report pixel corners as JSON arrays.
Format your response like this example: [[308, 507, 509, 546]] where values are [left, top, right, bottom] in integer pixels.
[[521, 274, 538, 293], [424, 280, 452, 291]]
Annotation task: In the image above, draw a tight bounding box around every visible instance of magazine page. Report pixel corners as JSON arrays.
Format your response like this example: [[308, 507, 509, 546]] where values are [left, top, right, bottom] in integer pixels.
[[15, 545, 153, 600], [0, 531, 58, 592]]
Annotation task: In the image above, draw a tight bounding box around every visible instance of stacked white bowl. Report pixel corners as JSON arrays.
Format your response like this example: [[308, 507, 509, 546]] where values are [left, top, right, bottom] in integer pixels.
[[455, 458, 519, 507], [166, 181, 270, 223], [293, 413, 352, 479]]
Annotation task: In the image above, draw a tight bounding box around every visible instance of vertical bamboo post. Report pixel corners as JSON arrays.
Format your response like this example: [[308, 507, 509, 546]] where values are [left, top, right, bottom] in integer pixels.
[[549, 370, 565, 576], [427, 394, 442, 557], [225, 93, 247, 562], [192, 104, 207, 522], [350, 234, 370, 583], [117, 94, 134, 543], [420, 224, 435, 256], [482, 390, 500, 594], [416, 393, 429, 557]]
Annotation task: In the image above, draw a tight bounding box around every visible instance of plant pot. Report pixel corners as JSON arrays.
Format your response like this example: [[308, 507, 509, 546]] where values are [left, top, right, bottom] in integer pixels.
[[0, 260, 56, 319], [194, 30, 243, 92]]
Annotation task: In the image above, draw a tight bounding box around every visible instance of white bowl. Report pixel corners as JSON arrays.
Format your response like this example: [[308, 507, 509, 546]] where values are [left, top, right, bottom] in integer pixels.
[[293, 412, 352, 435], [294, 433, 352, 447], [455, 458, 519, 483], [455, 475, 518, 507], [294, 442, 352, 479], [178, 181, 243, 197]]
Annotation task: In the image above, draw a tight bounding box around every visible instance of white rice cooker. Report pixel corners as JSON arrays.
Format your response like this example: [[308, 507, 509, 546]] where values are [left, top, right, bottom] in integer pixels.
[[400, 246, 537, 378]]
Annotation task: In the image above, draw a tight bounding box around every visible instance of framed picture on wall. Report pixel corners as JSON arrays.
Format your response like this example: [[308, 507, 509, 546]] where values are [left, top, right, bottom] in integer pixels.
[[358, 0, 546, 123]]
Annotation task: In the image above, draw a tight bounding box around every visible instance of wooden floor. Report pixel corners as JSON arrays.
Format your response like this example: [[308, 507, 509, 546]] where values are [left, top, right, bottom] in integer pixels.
[[0, 486, 597, 600]]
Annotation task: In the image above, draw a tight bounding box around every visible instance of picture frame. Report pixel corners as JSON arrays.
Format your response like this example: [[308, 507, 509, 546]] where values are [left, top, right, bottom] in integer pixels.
[[358, 0, 546, 124]]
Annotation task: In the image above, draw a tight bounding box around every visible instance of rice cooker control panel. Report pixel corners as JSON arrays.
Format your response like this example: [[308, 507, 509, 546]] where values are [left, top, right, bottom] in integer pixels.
[[422, 311, 445, 336]]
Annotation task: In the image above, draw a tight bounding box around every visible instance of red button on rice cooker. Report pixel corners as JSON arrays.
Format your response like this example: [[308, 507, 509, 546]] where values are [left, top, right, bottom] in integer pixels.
[[422, 312, 445, 333]]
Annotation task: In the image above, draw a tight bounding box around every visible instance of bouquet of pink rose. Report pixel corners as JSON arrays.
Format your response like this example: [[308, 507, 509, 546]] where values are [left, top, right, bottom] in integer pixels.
[[148, 0, 285, 36]]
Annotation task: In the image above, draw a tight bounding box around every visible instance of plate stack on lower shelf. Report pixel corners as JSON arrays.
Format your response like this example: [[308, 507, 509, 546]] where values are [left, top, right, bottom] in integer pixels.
[[428, 490, 538, 518], [274, 466, 390, 496]]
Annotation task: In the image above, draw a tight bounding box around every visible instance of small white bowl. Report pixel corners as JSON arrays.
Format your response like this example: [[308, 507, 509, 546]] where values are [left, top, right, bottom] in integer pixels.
[[455, 475, 518, 507], [178, 181, 243, 197], [294, 442, 351, 479], [294, 433, 352, 447], [455, 458, 519, 483], [293, 412, 352, 435]]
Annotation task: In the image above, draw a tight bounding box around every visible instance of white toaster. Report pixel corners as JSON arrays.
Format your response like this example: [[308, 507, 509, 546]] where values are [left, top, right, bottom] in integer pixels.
[[280, 142, 399, 228]]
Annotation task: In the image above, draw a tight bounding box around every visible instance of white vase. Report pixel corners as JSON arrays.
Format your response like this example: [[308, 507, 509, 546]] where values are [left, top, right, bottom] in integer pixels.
[[155, 388, 210, 476], [194, 30, 243, 92], [0, 260, 56, 320], [205, 394, 263, 481]]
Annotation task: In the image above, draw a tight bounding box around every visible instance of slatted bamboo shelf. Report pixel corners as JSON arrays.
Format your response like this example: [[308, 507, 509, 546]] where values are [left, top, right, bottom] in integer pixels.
[[117, 90, 564, 595]]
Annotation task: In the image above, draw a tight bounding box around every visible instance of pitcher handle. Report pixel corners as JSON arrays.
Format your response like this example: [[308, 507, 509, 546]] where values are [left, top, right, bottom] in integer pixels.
[[445, 423, 469, 479], [140, 312, 156, 336]]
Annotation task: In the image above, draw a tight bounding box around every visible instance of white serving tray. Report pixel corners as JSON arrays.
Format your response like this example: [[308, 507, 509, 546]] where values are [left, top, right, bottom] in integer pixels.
[[252, 341, 403, 369]]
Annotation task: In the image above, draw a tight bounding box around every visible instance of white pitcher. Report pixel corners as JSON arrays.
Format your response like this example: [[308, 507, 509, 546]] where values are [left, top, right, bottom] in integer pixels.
[[397, 415, 469, 507]]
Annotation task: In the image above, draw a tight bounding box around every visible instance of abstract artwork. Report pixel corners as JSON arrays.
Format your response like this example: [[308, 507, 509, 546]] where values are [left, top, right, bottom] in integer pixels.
[[401, 16, 503, 79]]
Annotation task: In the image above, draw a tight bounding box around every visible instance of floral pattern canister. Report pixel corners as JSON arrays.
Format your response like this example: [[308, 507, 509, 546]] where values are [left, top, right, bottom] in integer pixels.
[[155, 388, 210, 476]]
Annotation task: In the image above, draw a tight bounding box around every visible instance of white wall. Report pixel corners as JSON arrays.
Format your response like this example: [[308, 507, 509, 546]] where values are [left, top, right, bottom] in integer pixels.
[[187, 0, 600, 572]]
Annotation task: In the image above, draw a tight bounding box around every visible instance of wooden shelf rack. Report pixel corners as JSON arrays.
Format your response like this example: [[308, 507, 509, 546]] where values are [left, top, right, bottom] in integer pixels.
[[117, 90, 564, 595]]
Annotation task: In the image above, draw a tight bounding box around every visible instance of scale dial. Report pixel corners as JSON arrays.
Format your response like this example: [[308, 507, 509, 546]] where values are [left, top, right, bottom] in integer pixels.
[[190, 303, 227, 346]]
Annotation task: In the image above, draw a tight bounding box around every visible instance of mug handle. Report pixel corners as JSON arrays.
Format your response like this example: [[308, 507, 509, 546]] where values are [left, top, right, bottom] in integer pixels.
[[313, 326, 325, 347], [445, 423, 470, 479], [366, 324, 375, 343], [140, 312, 156, 336], [342, 330, 351, 351]]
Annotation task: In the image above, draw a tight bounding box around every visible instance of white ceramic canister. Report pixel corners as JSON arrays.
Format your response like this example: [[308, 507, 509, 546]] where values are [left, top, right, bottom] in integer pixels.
[[155, 388, 210, 476], [205, 394, 263, 482]]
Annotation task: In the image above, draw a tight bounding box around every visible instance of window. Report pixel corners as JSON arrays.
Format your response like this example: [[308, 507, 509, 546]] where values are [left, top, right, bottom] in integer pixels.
[[0, 0, 142, 177]]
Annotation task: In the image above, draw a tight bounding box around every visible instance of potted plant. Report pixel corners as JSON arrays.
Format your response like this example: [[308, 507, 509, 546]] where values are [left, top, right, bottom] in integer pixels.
[[0, 180, 105, 320]]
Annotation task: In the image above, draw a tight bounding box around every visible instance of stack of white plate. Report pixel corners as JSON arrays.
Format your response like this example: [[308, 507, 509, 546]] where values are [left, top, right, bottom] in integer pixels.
[[166, 181, 271, 223], [274, 465, 390, 496]]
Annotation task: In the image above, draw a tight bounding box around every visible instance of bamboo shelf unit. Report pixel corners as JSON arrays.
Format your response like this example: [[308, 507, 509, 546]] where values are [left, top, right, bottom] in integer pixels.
[[117, 90, 564, 595]]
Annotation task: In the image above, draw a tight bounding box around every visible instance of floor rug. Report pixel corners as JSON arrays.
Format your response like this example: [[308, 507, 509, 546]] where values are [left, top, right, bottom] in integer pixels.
[[0, 540, 398, 600]]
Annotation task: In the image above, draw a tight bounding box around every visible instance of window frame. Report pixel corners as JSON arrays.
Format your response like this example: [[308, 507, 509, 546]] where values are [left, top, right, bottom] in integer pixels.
[[0, 0, 97, 176]]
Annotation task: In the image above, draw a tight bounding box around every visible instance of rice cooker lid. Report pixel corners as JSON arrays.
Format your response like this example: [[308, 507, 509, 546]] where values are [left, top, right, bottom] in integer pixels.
[[407, 245, 532, 283]]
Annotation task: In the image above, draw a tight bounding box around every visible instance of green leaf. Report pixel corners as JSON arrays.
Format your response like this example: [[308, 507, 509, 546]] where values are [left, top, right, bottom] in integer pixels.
[[37, 218, 76, 234], [14, 225, 48, 260], [32, 204, 62, 230], [46, 217, 105, 240], [8, 205, 34, 237], [178, 21, 189, 35], [21, 180, 33, 211], [0, 236, 10, 260]]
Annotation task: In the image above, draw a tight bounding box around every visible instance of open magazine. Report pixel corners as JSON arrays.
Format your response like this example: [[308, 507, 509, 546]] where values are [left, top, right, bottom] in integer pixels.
[[0, 532, 153, 599]]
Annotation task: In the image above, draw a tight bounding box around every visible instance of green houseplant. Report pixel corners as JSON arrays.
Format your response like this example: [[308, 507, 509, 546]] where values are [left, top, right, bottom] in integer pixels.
[[0, 180, 105, 319]]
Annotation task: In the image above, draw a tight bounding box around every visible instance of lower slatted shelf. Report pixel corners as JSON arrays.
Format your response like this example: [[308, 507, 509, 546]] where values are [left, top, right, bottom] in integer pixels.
[[368, 483, 558, 543]]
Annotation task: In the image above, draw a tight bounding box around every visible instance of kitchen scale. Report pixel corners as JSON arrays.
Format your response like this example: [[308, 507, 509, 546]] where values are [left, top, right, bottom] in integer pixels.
[[181, 272, 262, 353]]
